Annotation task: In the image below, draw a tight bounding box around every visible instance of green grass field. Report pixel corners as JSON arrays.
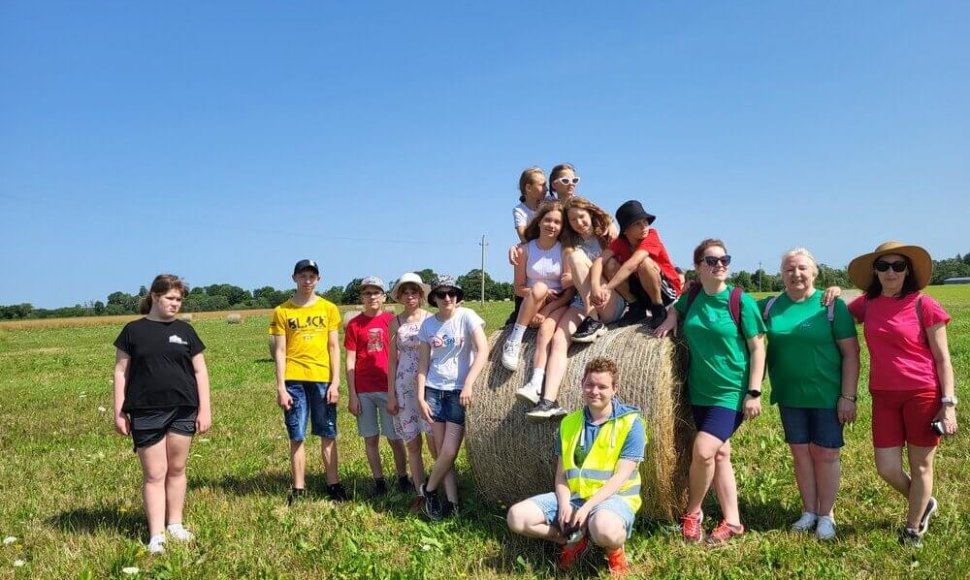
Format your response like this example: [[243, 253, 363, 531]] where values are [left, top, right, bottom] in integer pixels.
[[1, 289, 968, 579]]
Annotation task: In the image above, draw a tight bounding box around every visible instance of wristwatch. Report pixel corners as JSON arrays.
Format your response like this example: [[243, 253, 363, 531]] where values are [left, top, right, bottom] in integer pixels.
[[941, 396, 958, 407], [746, 389, 762, 398]]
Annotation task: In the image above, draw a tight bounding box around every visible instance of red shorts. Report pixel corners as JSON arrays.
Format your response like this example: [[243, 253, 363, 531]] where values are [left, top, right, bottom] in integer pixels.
[[870, 389, 941, 448]]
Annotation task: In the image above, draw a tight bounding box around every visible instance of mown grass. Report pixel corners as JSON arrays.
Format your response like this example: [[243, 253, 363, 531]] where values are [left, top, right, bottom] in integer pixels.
[[0, 290, 968, 579]]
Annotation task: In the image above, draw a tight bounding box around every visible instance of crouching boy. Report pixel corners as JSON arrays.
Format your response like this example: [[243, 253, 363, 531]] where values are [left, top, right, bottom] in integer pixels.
[[506, 357, 644, 576]]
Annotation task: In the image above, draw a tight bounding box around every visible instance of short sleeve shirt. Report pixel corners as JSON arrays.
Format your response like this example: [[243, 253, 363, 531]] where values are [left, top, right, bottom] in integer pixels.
[[607, 228, 683, 294], [848, 293, 950, 392], [418, 307, 485, 391], [758, 292, 857, 408], [674, 286, 766, 411], [269, 297, 341, 382], [513, 203, 536, 231], [344, 311, 394, 394], [114, 318, 205, 412]]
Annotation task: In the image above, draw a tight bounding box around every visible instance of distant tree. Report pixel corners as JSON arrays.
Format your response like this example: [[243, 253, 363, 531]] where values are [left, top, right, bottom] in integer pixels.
[[931, 258, 970, 284], [414, 269, 438, 285], [731, 271, 754, 292], [322, 285, 344, 304], [342, 278, 364, 305], [816, 264, 850, 289], [456, 269, 502, 301], [491, 281, 514, 301], [93, 301, 105, 315]]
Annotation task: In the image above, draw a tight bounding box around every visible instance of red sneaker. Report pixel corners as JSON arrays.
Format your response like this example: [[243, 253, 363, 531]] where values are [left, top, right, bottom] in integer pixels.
[[606, 546, 631, 577], [681, 509, 704, 542], [558, 536, 590, 571], [706, 520, 744, 545]]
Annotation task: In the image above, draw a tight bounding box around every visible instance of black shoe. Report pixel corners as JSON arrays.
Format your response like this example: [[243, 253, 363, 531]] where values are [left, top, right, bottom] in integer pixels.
[[572, 317, 607, 343], [397, 475, 414, 493], [442, 500, 457, 519], [616, 304, 647, 327], [526, 399, 568, 421], [899, 527, 922, 546], [918, 496, 938, 535], [287, 487, 307, 506], [422, 484, 443, 521], [647, 305, 668, 330], [327, 482, 350, 502], [373, 478, 388, 497]]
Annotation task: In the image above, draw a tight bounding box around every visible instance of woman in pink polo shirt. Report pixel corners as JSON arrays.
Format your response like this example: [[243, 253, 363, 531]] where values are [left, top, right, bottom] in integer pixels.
[[846, 241, 958, 546]]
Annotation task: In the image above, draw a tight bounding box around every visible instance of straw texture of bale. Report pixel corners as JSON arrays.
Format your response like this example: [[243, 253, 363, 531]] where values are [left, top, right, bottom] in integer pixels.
[[177, 313, 193, 322], [226, 313, 243, 324], [466, 325, 692, 522]]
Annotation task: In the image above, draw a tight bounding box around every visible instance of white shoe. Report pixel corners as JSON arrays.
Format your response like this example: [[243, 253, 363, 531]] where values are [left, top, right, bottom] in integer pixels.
[[791, 512, 818, 532], [515, 380, 541, 404], [166, 523, 194, 542], [501, 340, 522, 371], [147, 534, 166, 554], [816, 515, 836, 540]]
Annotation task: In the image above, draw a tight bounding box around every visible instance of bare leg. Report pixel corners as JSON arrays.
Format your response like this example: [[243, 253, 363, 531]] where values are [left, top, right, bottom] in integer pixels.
[[810, 445, 841, 517], [567, 250, 596, 316], [427, 423, 465, 503], [516, 282, 550, 327], [874, 446, 910, 496], [321, 437, 339, 485], [532, 306, 568, 371], [137, 438, 169, 537], [904, 445, 936, 529], [587, 510, 627, 551], [164, 433, 193, 526], [604, 258, 634, 303], [388, 437, 408, 478], [289, 440, 306, 489], [507, 499, 565, 543], [686, 432, 721, 514], [711, 440, 741, 526], [406, 435, 427, 490], [363, 435, 384, 480], [790, 443, 817, 513], [635, 257, 663, 305]]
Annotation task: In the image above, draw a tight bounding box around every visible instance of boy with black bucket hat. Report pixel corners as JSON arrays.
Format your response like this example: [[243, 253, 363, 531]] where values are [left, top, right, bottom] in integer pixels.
[[590, 200, 683, 329]]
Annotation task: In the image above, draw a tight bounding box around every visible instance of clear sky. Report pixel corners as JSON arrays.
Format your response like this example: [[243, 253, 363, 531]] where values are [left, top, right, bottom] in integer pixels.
[[2, 1, 968, 308]]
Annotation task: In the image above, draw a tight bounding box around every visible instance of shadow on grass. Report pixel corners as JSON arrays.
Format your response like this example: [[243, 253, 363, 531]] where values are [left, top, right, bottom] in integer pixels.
[[253, 358, 275, 364], [47, 503, 143, 538], [195, 471, 294, 496]]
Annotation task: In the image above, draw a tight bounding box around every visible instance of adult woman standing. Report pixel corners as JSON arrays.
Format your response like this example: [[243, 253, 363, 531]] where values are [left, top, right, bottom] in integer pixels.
[[113, 274, 211, 554], [846, 241, 957, 545], [654, 239, 766, 545], [386, 273, 435, 508], [759, 249, 859, 540]]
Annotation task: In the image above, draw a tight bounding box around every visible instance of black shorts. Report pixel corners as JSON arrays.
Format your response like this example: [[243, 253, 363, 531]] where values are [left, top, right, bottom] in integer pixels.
[[129, 406, 197, 452], [628, 273, 678, 307]]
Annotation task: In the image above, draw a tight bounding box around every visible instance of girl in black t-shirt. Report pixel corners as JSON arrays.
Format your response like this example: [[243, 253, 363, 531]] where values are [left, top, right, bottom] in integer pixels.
[[113, 274, 211, 555]]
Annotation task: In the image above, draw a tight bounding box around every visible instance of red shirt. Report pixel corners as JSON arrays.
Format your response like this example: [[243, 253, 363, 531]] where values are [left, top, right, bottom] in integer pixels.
[[608, 228, 683, 294], [344, 311, 394, 394]]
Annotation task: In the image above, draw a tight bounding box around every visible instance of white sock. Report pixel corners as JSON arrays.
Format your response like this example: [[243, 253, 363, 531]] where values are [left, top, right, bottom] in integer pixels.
[[509, 324, 527, 344], [529, 368, 545, 388]]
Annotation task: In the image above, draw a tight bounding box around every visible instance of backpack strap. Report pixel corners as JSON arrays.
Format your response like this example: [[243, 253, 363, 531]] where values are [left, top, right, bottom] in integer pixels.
[[827, 300, 836, 322], [762, 295, 779, 321], [685, 282, 702, 313], [728, 287, 743, 334], [916, 294, 926, 344]]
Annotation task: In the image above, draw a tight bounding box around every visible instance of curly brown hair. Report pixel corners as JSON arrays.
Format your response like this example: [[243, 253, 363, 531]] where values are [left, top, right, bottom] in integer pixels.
[[561, 196, 612, 250], [582, 356, 619, 387]]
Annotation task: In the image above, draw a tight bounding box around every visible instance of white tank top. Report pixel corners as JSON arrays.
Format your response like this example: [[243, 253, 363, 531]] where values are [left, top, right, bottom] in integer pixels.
[[526, 240, 563, 291]]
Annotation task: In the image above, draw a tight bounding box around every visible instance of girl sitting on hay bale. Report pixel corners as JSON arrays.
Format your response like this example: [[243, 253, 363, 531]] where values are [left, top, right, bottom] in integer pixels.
[[506, 357, 640, 576], [417, 276, 489, 520], [501, 201, 576, 419], [654, 238, 766, 545]]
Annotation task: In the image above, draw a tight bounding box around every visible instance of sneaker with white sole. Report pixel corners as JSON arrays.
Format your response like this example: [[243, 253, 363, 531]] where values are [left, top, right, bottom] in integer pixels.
[[515, 381, 541, 404], [791, 512, 818, 532], [918, 496, 937, 536], [147, 534, 166, 554], [501, 340, 522, 371], [815, 515, 836, 540], [572, 317, 607, 343], [166, 523, 194, 542], [526, 399, 567, 421]]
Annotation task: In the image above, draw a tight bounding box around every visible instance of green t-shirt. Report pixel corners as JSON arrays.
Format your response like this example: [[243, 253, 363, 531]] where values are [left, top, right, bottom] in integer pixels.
[[675, 286, 766, 411], [758, 292, 857, 408]]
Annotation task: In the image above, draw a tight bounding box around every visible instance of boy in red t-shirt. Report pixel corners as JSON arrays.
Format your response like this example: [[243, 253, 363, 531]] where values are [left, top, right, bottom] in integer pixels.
[[590, 200, 682, 328], [345, 276, 410, 496]]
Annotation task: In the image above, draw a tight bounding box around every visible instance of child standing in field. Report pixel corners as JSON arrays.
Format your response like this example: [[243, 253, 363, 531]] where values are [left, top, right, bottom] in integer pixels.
[[270, 259, 348, 504], [591, 200, 682, 329], [345, 276, 410, 497], [112, 274, 212, 554]]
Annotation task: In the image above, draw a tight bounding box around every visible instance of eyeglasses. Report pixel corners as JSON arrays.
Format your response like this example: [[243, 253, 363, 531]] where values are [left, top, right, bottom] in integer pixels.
[[702, 255, 732, 267], [361, 290, 384, 298], [433, 289, 459, 299], [874, 260, 907, 273], [554, 176, 581, 186]]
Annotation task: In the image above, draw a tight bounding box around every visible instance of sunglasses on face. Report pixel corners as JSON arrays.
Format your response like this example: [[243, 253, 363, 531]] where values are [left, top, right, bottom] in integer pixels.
[[874, 260, 907, 273], [554, 176, 581, 186], [433, 289, 459, 299], [702, 255, 732, 267]]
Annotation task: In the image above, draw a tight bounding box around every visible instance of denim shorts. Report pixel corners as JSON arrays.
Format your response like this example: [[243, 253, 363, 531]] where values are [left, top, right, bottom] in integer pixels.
[[779, 405, 845, 448], [356, 391, 400, 439], [284, 381, 337, 441], [424, 387, 465, 426], [129, 406, 197, 452], [692, 405, 744, 442], [570, 293, 627, 324], [528, 491, 636, 539]]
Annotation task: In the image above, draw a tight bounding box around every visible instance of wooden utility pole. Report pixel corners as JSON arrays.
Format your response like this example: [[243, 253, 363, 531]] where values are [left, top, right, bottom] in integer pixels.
[[479, 234, 488, 307]]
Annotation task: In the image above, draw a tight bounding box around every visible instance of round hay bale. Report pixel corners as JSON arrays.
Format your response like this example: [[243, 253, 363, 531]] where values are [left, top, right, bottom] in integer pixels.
[[466, 325, 692, 522], [177, 313, 193, 322], [226, 313, 243, 324]]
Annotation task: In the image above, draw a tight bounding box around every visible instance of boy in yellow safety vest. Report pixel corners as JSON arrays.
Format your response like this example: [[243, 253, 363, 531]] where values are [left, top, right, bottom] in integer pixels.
[[506, 357, 645, 577]]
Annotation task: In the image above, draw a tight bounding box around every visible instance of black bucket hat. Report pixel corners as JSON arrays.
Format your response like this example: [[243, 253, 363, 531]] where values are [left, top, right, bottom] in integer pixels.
[[615, 200, 656, 232]]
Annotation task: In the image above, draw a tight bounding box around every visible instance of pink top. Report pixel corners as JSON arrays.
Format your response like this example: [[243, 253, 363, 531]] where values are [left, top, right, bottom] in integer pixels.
[[848, 293, 950, 392]]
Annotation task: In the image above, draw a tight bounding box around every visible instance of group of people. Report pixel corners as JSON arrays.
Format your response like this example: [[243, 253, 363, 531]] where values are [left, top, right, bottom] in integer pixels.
[[109, 163, 958, 575]]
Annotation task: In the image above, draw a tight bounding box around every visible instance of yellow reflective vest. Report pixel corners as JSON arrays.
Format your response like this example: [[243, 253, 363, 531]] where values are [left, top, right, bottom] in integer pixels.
[[560, 407, 643, 513]]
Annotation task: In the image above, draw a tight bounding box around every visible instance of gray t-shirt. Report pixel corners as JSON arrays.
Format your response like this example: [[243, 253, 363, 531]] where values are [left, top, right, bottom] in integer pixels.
[[418, 307, 485, 391]]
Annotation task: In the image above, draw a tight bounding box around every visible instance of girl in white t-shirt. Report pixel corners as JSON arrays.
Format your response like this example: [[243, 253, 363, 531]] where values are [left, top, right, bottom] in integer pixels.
[[512, 166, 548, 242]]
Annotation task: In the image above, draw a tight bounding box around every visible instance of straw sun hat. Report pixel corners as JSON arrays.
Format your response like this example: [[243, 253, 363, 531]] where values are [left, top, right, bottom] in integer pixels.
[[390, 272, 432, 302], [847, 241, 933, 291]]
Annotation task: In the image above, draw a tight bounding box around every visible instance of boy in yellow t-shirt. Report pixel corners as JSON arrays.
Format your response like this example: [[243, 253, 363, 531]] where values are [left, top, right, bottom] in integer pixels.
[[269, 259, 347, 504]]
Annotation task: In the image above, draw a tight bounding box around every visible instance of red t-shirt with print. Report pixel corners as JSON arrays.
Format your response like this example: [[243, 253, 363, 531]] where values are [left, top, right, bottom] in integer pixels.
[[344, 312, 394, 394], [608, 228, 683, 294]]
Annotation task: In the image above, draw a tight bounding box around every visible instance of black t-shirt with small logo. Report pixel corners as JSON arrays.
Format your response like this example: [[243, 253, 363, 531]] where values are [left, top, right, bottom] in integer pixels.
[[114, 318, 205, 412]]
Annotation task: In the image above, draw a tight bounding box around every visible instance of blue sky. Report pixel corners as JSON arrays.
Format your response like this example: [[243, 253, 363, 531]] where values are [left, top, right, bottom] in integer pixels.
[[2, 1, 968, 308]]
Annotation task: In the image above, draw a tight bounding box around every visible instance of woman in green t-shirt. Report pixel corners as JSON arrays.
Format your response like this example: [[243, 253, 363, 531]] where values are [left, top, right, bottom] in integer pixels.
[[759, 248, 860, 541]]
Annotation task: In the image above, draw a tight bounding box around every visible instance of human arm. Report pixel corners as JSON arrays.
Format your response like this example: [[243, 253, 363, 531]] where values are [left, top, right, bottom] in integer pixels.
[[513, 245, 530, 298], [112, 349, 131, 435], [273, 330, 292, 410], [836, 337, 860, 424], [927, 323, 958, 435], [652, 305, 679, 338], [820, 286, 842, 305], [554, 458, 573, 534], [193, 353, 212, 433], [589, 253, 610, 307], [570, 459, 639, 530], [416, 343, 433, 423], [327, 330, 341, 404], [345, 348, 360, 416], [743, 334, 766, 419], [386, 318, 400, 415], [460, 322, 489, 407], [602, 247, 649, 293], [560, 247, 575, 289]]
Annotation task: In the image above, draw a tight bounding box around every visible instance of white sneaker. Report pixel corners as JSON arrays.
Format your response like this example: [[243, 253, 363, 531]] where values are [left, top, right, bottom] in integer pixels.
[[816, 515, 836, 540], [147, 534, 166, 554], [501, 340, 522, 371], [166, 523, 194, 542], [791, 512, 818, 532], [515, 380, 541, 404]]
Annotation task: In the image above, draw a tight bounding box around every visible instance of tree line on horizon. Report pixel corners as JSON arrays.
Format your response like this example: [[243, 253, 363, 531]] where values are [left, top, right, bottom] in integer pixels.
[[3, 255, 970, 321]]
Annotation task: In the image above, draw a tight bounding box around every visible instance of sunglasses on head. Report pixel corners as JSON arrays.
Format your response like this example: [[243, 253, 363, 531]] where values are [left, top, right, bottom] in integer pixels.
[[874, 260, 907, 273], [554, 176, 581, 186], [433, 289, 459, 299], [702, 255, 731, 267]]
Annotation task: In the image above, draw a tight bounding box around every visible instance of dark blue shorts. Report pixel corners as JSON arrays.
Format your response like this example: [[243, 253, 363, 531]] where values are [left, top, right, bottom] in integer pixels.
[[129, 406, 197, 452], [424, 387, 465, 426], [779, 406, 844, 449], [284, 381, 337, 441], [692, 405, 744, 442]]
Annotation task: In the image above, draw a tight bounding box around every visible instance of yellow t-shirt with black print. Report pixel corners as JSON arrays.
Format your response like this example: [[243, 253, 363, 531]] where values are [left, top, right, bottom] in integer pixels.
[[269, 296, 341, 382]]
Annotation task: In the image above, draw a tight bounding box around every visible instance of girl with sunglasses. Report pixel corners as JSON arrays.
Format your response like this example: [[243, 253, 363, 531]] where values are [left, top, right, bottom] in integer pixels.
[[501, 202, 575, 419], [549, 163, 581, 202], [417, 276, 489, 520], [653, 239, 766, 545], [846, 242, 957, 545]]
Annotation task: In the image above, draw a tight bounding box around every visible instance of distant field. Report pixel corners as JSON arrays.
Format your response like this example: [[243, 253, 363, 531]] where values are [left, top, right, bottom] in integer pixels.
[[0, 289, 967, 578]]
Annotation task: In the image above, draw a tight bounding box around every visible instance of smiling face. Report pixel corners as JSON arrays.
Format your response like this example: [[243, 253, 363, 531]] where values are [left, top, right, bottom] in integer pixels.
[[431, 287, 460, 314], [582, 370, 617, 413], [152, 290, 184, 320], [567, 207, 592, 238], [781, 253, 817, 295], [539, 209, 563, 239], [874, 252, 909, 296], [697, 244, 730, 285]]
